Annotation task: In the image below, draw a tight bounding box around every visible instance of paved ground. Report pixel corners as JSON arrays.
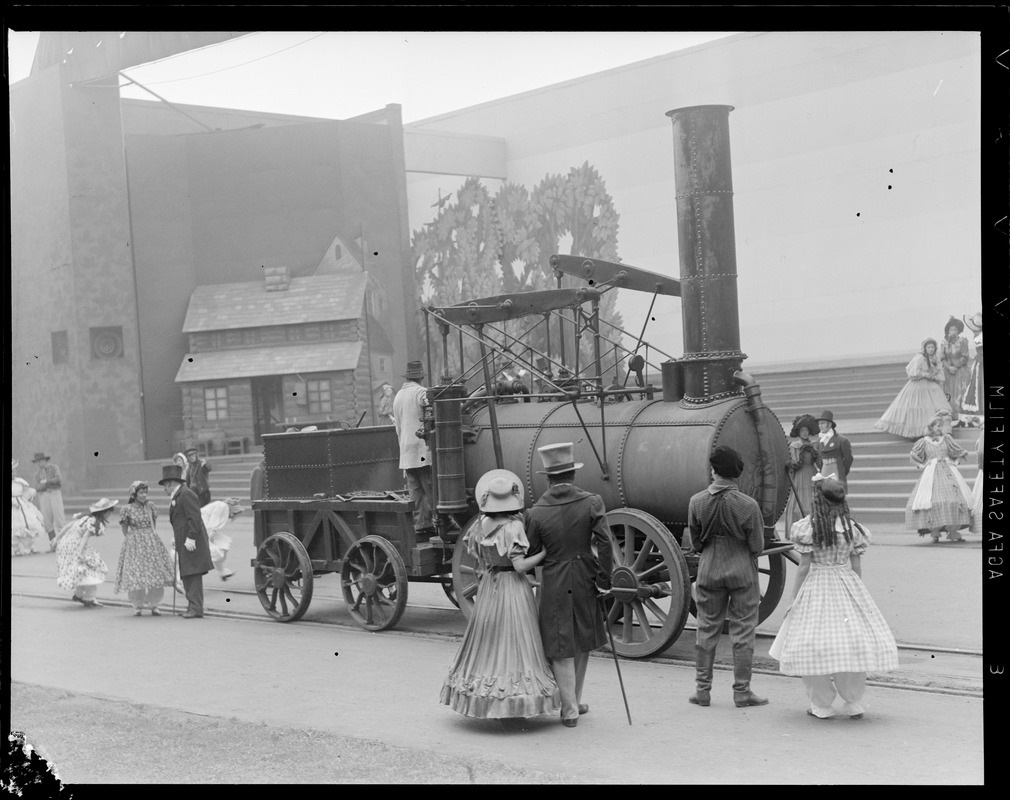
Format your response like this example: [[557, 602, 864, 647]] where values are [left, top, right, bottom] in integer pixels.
[[8, 512, 985, 785], [8, 595, 984, 785]]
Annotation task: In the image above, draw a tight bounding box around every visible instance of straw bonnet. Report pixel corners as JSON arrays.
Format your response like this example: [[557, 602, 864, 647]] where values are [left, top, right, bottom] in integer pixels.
[[224, 497, 247, 516], [536, 442, 583, 475], [89, 497, 119, 515], [475, 469, 525, 513]]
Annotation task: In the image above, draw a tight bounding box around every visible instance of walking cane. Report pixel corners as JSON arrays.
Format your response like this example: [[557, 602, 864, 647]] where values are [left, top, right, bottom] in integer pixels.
[[172, 548, 178, 615], [784, 464, 808, 519], [598, 592, 632, 725]]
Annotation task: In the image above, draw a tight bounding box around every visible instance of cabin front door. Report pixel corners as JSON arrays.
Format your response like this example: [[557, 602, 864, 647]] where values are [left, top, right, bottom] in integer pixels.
[[252, 376, 283, 444]]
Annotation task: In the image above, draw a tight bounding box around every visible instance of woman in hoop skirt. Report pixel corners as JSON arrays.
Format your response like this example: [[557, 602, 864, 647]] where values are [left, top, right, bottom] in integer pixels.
[[906, 413, 973, 542], [770, 475, 898, 719], [875, 338, 951, 440], [440, 469, 561, 719]]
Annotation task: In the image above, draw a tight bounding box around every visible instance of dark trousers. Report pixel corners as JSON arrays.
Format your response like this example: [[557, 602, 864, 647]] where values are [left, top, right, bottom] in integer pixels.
[[181, 573, 205, 616]]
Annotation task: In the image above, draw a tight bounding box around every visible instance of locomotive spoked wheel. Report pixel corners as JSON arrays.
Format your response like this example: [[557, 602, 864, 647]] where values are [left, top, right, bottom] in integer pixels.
[[253, 532, 314, 622], [603, 509, 692, 659], [451, 516, 481, 620], [340, 535, 408, 632], [441, 577, 460, 608], [688, 551, 788, 629]]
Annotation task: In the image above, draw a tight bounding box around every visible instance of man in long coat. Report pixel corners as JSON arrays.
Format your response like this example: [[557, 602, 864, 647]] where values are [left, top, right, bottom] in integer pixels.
[[159, 464, 214, 618], [686, 445, 768, 708], [814, 410, 854, 489], [525, 442, 613, 727], [392, 361, 434, 537]]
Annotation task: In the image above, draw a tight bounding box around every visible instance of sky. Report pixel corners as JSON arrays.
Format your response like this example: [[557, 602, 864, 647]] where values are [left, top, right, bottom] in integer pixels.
[[6, 30, 736, 122]]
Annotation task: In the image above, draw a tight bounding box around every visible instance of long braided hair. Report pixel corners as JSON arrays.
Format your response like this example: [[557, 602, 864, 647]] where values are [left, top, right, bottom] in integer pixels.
[[810, 479, 857, 549]]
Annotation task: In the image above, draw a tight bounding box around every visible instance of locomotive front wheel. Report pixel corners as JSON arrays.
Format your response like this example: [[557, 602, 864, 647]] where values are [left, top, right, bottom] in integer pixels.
[[253, 532, 314, 622], [451, 516, 481, 621], [688, 551, 788, 629], [340, 535, 408, 632], [603, 509, 692, 659]]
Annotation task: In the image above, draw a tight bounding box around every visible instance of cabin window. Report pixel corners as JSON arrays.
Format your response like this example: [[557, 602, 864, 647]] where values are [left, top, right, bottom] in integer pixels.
[[204, 386, 229, 421], [306, 379, 332, 414]]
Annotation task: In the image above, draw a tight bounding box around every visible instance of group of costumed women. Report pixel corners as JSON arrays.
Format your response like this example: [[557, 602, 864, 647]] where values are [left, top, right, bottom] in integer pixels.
[[51, 481, 178, 613], [868, 314, 983, 543], [875, 314, 982, 439]]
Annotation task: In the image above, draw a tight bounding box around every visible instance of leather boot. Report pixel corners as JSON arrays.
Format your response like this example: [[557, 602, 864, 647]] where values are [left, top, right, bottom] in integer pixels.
[[732, 645, 768, 707], [689, 646, 714, 706]]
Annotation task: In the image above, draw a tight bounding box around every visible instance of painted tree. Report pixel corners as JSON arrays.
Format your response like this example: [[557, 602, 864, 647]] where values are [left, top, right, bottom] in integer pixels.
[[411, 163, 625, 386]]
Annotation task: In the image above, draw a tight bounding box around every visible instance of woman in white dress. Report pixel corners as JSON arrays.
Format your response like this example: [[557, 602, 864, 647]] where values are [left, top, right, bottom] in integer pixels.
[[770, 475, 898, 720], [12, 459, 46, 555], [201, 497, 245, 580]]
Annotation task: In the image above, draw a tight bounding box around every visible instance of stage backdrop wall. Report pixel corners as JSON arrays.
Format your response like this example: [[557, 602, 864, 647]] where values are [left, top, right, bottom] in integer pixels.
[[403, 31, 982, 372]]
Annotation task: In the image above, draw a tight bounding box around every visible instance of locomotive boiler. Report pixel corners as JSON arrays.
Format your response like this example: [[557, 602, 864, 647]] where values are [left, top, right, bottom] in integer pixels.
[[251, 105, 794, 658]]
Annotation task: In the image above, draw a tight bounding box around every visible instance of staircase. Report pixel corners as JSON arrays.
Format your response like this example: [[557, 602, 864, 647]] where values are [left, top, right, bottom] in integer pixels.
[[752, 362, 982, 526], [62, 450, 264, 517]]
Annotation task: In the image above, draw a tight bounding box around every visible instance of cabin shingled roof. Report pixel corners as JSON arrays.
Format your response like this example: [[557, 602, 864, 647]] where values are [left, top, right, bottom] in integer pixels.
[[175, 341, 363, 383], [182, 273, 367, 333]]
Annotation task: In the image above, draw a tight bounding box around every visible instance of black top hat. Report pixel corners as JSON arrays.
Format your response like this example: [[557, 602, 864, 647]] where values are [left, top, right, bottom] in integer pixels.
[[158, 464, 186, 486], [403, 360, 426, 381], [816, 410, 836, 428]]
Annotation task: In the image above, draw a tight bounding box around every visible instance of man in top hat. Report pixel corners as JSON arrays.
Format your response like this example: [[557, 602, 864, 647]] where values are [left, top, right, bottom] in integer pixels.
[[525, 442, 613, 727], [32, 452, 66, 551], [814, 410, 854, 489], [686, 445, 769, 708], [184, 447, 212, 506], [393, 361, 435, 538], [159, 463, 214, 618]]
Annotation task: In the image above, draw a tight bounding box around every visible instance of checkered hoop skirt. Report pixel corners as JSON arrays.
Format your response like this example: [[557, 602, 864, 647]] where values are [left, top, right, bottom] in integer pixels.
[[770, 564, 899, 676]]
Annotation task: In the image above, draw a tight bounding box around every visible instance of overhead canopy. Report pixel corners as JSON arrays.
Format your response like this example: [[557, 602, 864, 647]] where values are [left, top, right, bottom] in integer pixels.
[[30, 31, 252, 84], [175, 341, 362, 383]]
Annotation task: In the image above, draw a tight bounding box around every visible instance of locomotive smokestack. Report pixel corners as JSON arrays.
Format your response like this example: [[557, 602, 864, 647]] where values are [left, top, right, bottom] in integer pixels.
[[665, 105, 744, 403]]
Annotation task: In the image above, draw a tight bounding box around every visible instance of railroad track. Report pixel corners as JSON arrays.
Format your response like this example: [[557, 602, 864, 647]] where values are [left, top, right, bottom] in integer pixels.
[[12, 587, 983, 698]]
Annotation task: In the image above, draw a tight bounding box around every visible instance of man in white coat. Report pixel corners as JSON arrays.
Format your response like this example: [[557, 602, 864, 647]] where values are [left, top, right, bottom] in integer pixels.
[[393, 361, 434, 538]]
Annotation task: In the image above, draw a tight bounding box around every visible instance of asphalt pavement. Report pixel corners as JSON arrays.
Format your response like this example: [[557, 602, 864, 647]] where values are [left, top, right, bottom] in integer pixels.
[[8, 515, 986, 784]]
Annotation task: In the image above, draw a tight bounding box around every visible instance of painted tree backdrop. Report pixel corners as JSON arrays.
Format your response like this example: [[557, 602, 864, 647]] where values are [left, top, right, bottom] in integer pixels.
[[411, 163, 625, 385]]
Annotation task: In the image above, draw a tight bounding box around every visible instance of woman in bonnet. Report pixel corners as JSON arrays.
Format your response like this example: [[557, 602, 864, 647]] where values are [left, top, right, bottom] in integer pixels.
[[440, 469, 561, 719], [875, 337, 951, 439]]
